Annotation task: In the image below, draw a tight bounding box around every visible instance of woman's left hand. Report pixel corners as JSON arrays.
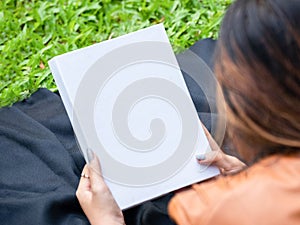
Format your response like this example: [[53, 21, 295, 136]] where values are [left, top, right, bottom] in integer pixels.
[[197, 124, 247, 175], [76, 154, 125, 225]]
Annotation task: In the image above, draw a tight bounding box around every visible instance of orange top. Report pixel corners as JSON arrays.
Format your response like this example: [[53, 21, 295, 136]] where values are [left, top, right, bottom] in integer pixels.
[[168, 154, 300, 225]]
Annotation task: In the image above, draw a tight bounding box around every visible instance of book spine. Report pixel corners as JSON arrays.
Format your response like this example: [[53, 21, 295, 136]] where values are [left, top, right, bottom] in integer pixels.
[[48, 58, 74, 121], [48, 58, 89, 162]]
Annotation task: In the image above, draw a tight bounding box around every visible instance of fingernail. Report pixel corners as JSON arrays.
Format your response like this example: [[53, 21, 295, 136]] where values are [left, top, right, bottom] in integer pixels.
[[86, 148, 94, 163], [196, 154, 206, 160]]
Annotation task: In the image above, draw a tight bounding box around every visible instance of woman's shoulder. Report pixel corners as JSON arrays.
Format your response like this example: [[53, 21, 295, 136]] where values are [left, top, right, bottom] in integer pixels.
[[168, 154, 300, 225]]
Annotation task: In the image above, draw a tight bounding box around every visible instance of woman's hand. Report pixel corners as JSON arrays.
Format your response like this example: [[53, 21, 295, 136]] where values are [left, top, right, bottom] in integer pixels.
[[197, 125, 247, 175], [76, 154, 125, 225]]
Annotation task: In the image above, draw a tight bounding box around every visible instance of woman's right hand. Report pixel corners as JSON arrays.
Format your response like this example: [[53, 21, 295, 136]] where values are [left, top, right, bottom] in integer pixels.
[[197, 125, 247, 175], [76, 154, 125, 225]]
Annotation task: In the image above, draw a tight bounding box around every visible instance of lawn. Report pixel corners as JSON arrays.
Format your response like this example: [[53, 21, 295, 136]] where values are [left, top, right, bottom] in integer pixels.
[[0, 0, 233, 107]]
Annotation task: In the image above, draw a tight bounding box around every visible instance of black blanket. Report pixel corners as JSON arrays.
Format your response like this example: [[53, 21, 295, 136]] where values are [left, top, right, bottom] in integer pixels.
[[0, 39, 217, 225]]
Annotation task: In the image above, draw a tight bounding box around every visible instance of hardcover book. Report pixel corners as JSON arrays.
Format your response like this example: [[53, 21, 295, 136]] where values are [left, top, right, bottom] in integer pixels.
[[49, 24, 219, 209]]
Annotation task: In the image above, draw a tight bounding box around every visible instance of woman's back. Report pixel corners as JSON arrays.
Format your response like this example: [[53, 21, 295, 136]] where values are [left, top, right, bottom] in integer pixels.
[[169, 154, 300, 225]]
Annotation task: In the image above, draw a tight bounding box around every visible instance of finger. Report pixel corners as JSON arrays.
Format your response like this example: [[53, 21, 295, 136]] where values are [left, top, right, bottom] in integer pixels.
[[88, 152, 102, 174], [222, 168, 241, 176], [87, 151, 104, 185], [77, 165, 91, 194], [197, 151, 218, 164], [197, 151, 224, 167], [87, 154, 109, 193], [201, 123, 211, 137], [195, 154, 206, 161], [201, 124, 221, 152]]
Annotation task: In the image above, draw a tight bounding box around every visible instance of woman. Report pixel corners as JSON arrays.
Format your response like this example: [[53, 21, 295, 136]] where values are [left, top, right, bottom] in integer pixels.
[[76, 0, 300, 224]]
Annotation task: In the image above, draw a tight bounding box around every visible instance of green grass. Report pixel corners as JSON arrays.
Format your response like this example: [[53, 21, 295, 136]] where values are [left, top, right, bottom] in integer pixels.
[[0, 0, 232, 107]]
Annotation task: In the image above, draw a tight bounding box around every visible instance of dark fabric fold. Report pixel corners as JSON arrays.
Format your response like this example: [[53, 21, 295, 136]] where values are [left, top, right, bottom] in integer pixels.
[[0, 89, 88, 225]]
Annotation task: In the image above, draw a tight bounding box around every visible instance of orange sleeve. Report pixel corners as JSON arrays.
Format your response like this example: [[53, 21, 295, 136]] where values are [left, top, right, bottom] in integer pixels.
[[168, 188, 201, 225], [169, 155, 300, 225], [168, 175, 243, 225]]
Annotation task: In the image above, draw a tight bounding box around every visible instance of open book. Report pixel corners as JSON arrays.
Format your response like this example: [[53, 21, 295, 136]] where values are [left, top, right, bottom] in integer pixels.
[[49, 24, 219, 209]]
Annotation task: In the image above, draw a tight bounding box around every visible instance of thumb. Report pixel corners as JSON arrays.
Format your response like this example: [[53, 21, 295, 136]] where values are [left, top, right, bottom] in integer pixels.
[[201, 124, 221, 152], [86, 151, 109, 194], [197, 150, 224, 168], [88, 151, 102, 175]]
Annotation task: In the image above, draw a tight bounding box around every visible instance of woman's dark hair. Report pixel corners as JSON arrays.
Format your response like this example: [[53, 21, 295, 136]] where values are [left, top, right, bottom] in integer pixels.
[[215, 0, 300, 163]]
